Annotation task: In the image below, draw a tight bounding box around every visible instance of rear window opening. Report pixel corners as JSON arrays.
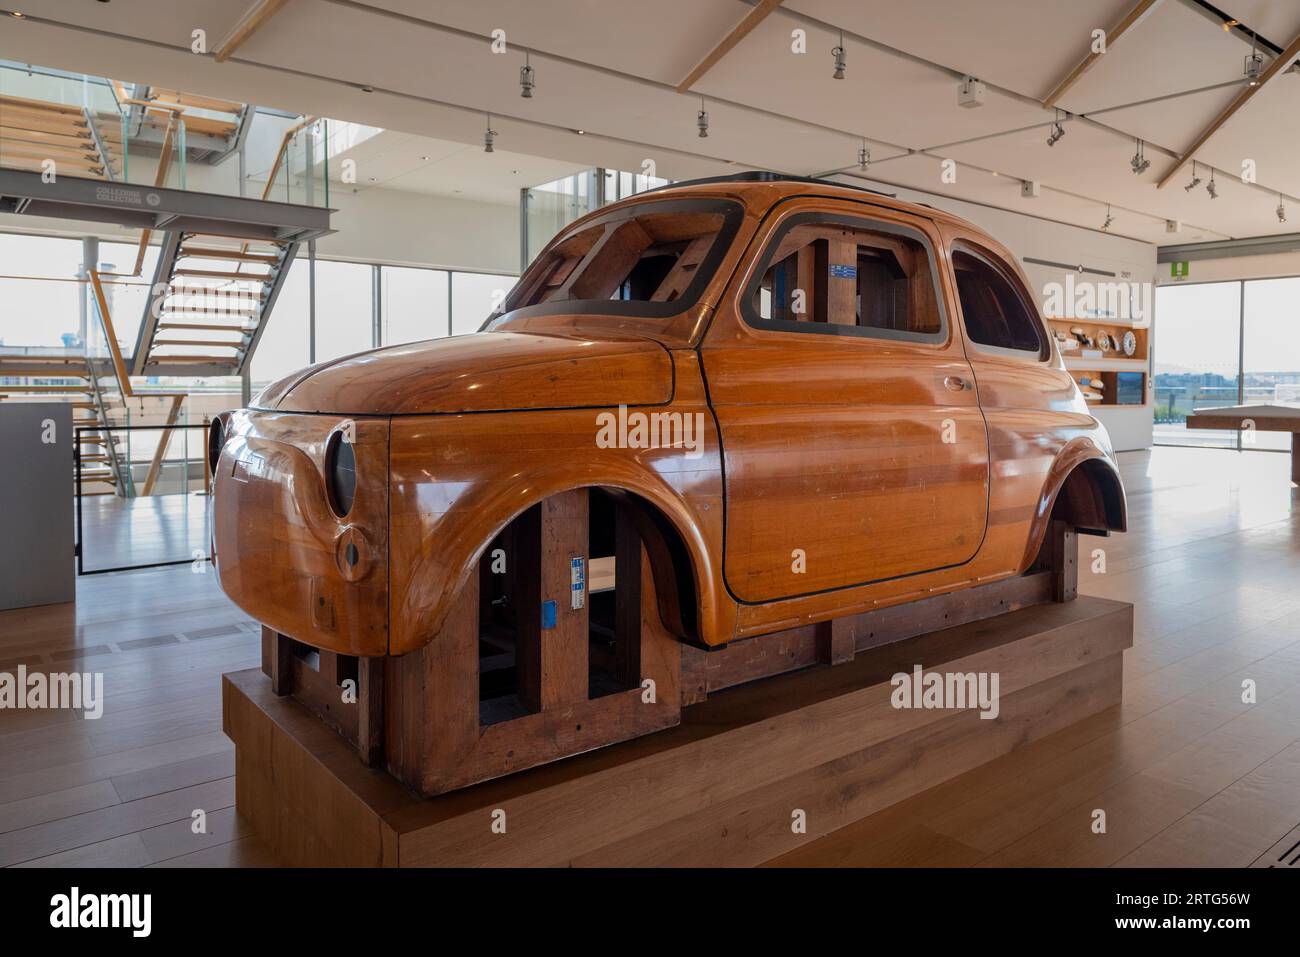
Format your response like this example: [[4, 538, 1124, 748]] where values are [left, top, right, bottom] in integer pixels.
[[952, 247, 1046, 356]]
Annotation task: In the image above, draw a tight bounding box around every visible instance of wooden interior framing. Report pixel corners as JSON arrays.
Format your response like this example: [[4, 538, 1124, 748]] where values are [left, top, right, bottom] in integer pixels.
[[759, 222, 937, 332], [260, 489, 1082, 798]]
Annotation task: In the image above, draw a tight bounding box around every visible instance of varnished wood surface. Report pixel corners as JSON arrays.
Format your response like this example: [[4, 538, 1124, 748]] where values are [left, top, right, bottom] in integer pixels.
[[218, 179, 1122, 654], [213, 411, 390, 656], [2, 446, 1296, 866]]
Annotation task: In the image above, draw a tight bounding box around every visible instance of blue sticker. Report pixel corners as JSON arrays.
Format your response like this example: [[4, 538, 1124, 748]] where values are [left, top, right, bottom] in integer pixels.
[[829, 264, 857, 279], [541, 600, 557, 629]]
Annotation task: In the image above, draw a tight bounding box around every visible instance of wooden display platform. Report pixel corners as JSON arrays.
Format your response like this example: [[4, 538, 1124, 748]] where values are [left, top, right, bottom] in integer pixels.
[[223, 592, 1132, 867]]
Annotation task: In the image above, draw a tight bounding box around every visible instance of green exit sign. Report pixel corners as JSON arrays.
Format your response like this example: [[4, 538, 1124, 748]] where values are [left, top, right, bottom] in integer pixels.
[[1170, 261, 1190, 278]]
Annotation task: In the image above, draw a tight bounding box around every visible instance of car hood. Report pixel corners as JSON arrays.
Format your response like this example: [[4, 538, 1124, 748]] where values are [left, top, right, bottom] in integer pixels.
[[255, 331, 673, 415]]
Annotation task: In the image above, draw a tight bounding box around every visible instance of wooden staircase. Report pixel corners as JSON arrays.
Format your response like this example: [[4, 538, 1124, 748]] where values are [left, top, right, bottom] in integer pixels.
[[132, 232, 299, 377], [0, 93, 122, 180], [0, 355, 127, 494]]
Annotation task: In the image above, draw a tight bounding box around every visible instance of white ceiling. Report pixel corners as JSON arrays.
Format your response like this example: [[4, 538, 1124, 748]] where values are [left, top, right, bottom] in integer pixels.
[[2, 0, 1298, 246], [322, 129, 588, 203]]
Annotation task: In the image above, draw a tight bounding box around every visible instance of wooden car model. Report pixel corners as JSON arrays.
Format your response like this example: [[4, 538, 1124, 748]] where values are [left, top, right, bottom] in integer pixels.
[[211, 171, 1127, 795]]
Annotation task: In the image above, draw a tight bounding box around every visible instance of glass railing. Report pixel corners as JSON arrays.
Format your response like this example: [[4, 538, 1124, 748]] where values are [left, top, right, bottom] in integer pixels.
[[0, 61, 331, 208]]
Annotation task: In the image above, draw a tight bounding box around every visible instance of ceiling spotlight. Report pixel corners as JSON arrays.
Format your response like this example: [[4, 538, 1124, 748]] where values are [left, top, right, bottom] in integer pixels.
[[1046, 111, 1065, 147], [519, 51, 535, 98], [1278, 195, 1287, 223], [8, 11, 26, 18], [697, 97, 709, 138], [1184, 160, 1202, 192], [832, 31, 846, 79], [484, 114, 496, 153], [1102, 205, 1114, 231], [857, 139, 870, 170], [1206, 169, 1218, 199], [1244, 32, 1265, 86], [573, 129, 585, 135], [1129, 138, 1150, 175]]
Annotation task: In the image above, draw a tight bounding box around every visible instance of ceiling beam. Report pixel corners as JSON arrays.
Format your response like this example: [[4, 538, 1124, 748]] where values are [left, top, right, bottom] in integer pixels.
[[1155, 28, 1300, 188], [214, 0, 291, 63], [675, 0, 784, 94], [1042, 0, 1164, 109]]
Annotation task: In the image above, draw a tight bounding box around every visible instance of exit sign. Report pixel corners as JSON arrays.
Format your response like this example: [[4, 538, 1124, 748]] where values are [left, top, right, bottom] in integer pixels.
[[1170, 261, 1190, 278]]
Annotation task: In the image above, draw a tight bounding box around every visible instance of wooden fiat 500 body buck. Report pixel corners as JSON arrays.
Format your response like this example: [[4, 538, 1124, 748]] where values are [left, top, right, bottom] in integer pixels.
[[212, 172, 1126, 796]]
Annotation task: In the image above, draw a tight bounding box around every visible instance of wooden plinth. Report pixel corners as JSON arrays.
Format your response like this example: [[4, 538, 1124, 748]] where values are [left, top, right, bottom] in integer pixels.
[[223, 593, 1132, 867]]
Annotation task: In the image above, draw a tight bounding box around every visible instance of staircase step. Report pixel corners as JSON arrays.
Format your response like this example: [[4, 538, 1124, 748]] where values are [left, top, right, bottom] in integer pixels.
[[146, 89, 245, 115], [162, 289, 265, 301], [158, 305, 259, 317], [178, 247, 282, 265], [0, 93, 87, 116], [151, 339, 243, 348], [0, 368, 92, 380], [0, 123, 96, 148], [172, 268, 273, 283], [144, 356, 240, 365], [0, 384, 93, 394], [156, 322, 255, 333]]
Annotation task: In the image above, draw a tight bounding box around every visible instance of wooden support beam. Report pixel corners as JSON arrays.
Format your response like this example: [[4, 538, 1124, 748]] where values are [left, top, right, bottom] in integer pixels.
[[1042, 0, 1164, 109], [516, 489, 590, 710], [214, 0, 291, 63], [384, 566, 480, 791], [1049, 520, 1078, 602], [87, 270, 134, 399], [140, 394, 186, 497], [1155, 29, 1300, 188], [613, 504, 642, 686], [676, 0, 784, 94]]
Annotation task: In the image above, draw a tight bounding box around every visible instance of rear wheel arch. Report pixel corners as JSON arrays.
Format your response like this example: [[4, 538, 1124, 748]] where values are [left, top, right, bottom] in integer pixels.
[[1051, 457, 1127, 533]]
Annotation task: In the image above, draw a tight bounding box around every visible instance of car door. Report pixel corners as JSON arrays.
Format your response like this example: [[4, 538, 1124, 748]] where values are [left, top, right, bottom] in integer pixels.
[[700, 199, 990, 604]]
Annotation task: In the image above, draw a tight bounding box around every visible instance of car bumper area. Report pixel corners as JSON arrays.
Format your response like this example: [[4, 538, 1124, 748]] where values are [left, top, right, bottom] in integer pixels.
[[211, 409, 390, 657]]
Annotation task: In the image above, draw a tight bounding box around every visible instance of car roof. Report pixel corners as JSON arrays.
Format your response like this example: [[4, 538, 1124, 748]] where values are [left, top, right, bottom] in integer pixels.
[[637, 170, 982, 234]]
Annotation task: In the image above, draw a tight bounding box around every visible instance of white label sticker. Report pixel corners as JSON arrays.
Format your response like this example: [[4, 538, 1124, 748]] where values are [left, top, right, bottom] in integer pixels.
[[570, 556, 586, 610]]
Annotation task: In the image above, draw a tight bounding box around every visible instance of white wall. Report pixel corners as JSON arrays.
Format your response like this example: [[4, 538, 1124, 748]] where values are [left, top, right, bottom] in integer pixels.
[[317, 186, 518, 274]]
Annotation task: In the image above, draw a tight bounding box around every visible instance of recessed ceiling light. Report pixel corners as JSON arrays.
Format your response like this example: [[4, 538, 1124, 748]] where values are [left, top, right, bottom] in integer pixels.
[[419, 155, 429, 161], [511, 169, 519, 174], [573, 129, 585, 135], [9, 11, 27, 17], [358, 85, 374, 93]]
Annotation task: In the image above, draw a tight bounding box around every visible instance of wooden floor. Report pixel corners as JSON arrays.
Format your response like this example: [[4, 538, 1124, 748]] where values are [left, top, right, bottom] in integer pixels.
[[2, 446, 1298, 867], [79, 492, 211, 572]]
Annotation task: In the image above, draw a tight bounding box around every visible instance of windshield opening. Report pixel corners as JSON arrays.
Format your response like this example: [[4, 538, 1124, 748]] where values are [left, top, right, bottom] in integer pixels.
[[500, 198, 743, 322]]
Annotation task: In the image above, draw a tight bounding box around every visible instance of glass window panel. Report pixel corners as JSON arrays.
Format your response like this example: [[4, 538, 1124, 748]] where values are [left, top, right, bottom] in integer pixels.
[[1153, 282, 1241, 448], [0, 233, 84, 350], [314, 260, 374, 362], [1242, 276, 1300, 451], [381, 266, 449, 345], [95, 241, 160, 357], [249, 258, 309, 391], [451, 272, 516, 336]]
